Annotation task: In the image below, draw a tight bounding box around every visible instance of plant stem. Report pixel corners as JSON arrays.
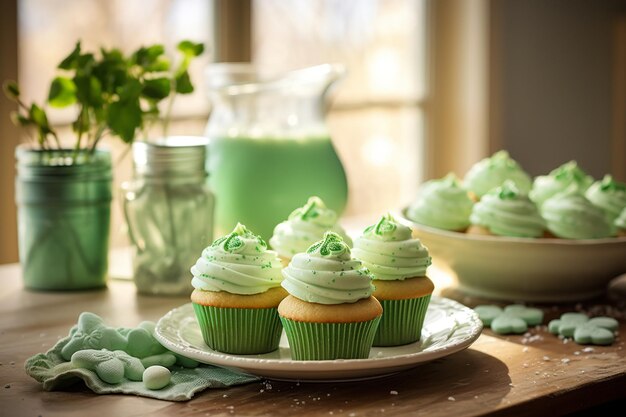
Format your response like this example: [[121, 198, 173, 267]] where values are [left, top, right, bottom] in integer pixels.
[[162, 79, 176, 138], [90, 125, 107, 154]]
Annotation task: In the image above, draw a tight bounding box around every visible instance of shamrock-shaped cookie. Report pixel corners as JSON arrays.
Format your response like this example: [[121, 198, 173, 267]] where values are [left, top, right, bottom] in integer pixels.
[[61, 313, 127, 361], [71, 349, 145, 384], [474, 304, 544, 335], [548, 313, 618, 345]]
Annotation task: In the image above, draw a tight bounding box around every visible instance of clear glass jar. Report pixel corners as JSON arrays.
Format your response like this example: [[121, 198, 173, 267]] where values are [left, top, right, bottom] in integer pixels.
[[122, 136, 214, 295]]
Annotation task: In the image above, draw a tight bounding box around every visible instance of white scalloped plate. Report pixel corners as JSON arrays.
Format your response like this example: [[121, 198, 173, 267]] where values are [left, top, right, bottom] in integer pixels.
[[155, 296, 482, 381]]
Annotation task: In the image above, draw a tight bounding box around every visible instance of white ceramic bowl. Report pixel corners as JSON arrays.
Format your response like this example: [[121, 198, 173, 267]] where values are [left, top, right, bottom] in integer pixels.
[[398, 208, 626, 303]]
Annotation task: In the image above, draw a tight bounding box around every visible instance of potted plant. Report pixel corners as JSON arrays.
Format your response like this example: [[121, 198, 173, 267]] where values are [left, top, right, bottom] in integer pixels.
[[4, 39, 204, 290]]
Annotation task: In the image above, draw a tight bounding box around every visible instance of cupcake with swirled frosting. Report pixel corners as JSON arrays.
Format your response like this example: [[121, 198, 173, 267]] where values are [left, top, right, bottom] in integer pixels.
[[541, 189, 614, 239], [190, 223, 287, 354], [406, 173, 474, 232], [352, 213, 434, 346], [585, 175, 626, 224], [270, 196, 352, 266], [278, 232, 382, 360], [463, 150, 532, 200], [467, 181, 546, 238], [529, 161, 594, 207]]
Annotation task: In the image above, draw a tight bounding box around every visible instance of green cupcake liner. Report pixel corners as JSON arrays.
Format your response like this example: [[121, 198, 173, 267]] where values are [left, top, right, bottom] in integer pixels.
[[373, 295, 432, 347], [192, 303, 283, 354], [280, 316, 381, 360]]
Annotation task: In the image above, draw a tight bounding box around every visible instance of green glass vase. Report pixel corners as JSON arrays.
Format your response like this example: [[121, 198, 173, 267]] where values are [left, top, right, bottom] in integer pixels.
[[15, 147, 112, 290]]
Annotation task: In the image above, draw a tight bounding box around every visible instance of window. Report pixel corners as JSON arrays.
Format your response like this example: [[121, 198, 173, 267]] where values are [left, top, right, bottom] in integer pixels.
[[253, 0, 428, 221], [12, 0, 428, 253]]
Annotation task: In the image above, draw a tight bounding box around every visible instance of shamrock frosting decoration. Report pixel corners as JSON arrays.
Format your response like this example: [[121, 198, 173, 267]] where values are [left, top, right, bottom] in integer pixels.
[[71, 349, 145, 384], [288, 196, 338, 226], [474, 304, 544, 335], [548, 313, 618, 345], [362, 213, 412, 241], [307, 231, 349, 258], [211, 222, 267, 253]]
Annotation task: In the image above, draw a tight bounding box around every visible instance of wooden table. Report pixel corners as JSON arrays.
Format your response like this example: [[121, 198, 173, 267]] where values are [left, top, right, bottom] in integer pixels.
[[1, 262, 625, 417]]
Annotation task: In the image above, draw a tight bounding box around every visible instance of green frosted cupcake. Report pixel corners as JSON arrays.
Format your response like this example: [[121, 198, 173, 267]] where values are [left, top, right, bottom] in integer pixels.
[[406, 173, 474, 231], [463, 150, 532, 199], [269, 196, 352, 266], [278, 232, 382, 360], [190, 223, 287, 354], [352, 214, 434, 346]]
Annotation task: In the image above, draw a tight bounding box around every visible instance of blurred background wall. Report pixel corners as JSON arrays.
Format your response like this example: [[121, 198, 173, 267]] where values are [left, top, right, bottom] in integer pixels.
[[1, 0, 625, 264]]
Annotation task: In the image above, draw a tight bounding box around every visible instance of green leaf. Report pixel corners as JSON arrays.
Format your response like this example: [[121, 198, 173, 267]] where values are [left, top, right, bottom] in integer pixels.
[[175, 70, 194, 94], [145, 56, 170, 72], [133, 45, 165, 68], [106, 98, 142, 143], [142, 77, 171, 100], [58, 42, 82, 70], [74, 75, 103, 107], [29, 104, 50, 129], [3, 80, 20, 99], [100, 47, 125, 64], [48, 76, 77, 107], [177, 40, 204, 58]]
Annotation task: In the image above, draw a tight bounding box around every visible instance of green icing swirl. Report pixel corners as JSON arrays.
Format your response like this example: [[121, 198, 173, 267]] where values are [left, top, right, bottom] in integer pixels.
[[463, 151, 532, 198], [541, 190, 614, 239], [281, 232, 375, 304], [585, 175, 626, 223], [469, 181, 545, 238], [529, 161, 594, 206], [190, 223, 283, 294], [352, 214, 432, 281], [269, 196, 352, 258], [406, 173, 474, 231]]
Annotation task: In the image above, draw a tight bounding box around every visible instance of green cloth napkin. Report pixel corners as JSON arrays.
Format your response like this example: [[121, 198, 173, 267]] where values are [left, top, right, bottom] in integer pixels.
[[24, 313, 260, 401]]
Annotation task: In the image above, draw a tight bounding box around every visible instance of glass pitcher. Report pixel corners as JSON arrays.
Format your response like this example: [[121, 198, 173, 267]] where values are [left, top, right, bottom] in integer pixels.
[[204, 63, 349, 240]]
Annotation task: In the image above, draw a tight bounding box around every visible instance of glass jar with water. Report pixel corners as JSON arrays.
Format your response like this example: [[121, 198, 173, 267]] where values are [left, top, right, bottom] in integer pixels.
[[204, 63, 349, 240], [122, 137, 214, 295]]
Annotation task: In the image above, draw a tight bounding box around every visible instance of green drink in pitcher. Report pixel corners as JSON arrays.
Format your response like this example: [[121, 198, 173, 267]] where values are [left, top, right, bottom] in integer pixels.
[[204, 63, 349, 240], [208, 135, 347, 240]]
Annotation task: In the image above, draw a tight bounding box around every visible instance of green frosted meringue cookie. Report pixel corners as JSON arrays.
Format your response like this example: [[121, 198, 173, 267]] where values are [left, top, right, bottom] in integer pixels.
[[190, 223, 283, 294], [541, 189, 614, 239], [469, 181, 545, 237], [463, 150, 532, 198], [270, 196, 352, 258], [529, 161, 594, 206], [352, 213, 432, 280], [585, 175, 626, 223], [406, 173, 474, 231], [615, 206, 626, 231], [281, 231, 375, 305]]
